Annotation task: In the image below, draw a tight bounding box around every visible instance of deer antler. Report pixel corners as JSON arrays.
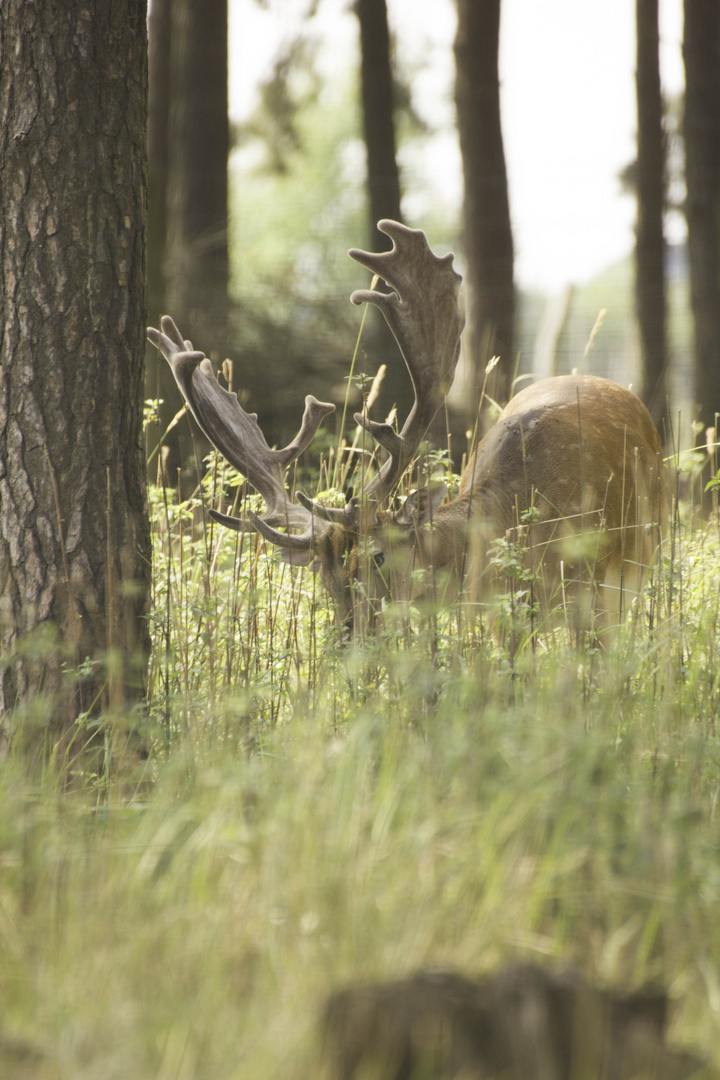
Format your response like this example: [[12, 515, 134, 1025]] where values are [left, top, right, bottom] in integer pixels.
[[147, 316, 335, 533], [348, 220, 464, 503], [148, 222, 464, 568]]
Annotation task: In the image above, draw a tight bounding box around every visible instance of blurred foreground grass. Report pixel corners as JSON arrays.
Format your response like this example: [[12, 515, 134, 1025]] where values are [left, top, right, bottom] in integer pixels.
[[1, 473, 720, 1078]]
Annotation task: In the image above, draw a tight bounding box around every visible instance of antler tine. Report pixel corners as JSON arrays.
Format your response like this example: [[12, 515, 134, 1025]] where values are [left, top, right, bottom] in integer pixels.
[[147, 316, 335, 531], [348, 220, 464, 503]]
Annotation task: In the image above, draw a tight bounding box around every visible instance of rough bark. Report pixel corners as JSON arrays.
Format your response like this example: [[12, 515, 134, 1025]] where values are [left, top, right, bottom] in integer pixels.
[[454, 0, 515, 415], [0, 0, 150, 767], [683, 0, 720, 430], [636, 0, 668, 428]]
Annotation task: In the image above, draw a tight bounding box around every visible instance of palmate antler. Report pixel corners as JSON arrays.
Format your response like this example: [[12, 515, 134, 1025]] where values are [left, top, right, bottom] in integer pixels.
[[148, 221, 464, 561], [146, 316, 334, 537], [265, 221, 465, 539], [350, 220, 464, 503]]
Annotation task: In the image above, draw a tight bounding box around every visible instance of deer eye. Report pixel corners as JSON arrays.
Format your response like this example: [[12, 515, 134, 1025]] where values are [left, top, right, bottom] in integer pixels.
[[373, 551, 386, 569]]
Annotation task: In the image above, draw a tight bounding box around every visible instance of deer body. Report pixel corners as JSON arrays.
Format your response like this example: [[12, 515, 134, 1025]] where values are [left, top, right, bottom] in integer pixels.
[[148, 221, 664, 635], [387, 374, 664, 625]]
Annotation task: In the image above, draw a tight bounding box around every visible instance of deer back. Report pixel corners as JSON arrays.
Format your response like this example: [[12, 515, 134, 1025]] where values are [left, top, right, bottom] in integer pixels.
[[412, 375, 665, 624], [149, 226, 666, 634]]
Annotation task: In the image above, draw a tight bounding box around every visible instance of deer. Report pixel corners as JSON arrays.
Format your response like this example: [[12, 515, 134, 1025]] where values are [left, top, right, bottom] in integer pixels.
[[323, 965, 707, 1080], [147, 220, 665, 638]]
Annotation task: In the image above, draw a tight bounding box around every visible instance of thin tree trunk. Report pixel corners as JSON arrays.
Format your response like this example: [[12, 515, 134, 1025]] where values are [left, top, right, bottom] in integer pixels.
[[454, 0, 515, 416], [162, 0, 229, 485], [166, 0, 229, 349], [354, 0, 410, 424], [355, 0, 403, 245], [148, 0, 172, 311], [147, 0, 176, 482], [683, 0, 720, 431], [0, 0, 151, 769], [636, 0, 668, 428]]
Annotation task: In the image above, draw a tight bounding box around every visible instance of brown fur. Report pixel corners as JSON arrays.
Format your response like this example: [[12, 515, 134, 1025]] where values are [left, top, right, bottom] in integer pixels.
[[335, 374, 665, 633], [323, 965, 708, 1080], [149, 253, 665, 636]]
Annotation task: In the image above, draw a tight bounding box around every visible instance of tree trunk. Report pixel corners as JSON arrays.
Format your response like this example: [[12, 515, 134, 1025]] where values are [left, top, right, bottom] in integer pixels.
[[454, 0, 515, 417], [0, 0, 151, 769], [146, 0, 177, 481], [355, 0, 403, 245], [354, 0, 410, 426], [162, 0, 229, 485], [148, 0, 172, 315], [683, 0, 720, 431], [635, 0, 668, 428], [165, 0, 229, 351]]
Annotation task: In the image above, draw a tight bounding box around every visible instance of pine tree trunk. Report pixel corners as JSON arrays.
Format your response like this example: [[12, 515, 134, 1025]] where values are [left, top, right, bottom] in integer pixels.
[[0, 0, 151, 768], [454, 0, 515, 415], [635, 0, 668, 428], [148, 0, 172, 317], [146, 0, 177, 482], [355, 0, 403, 245], [162, 0, 229, 484], [165, 0, 229, 352], [354, 0, 410, 424], [683, 0, 720, 431]]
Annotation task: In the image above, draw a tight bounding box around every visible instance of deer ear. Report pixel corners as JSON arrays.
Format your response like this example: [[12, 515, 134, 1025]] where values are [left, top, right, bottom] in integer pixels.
[[394, 482, 447, 528]]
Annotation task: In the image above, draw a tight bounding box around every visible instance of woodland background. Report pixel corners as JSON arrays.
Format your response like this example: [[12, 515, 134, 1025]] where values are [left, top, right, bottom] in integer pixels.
[[146, 0, 719, 478], [1, 4, 720, 1075]]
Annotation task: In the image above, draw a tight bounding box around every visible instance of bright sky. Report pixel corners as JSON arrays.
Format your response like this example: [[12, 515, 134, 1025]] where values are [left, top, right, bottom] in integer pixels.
[[228, 0, 685, 294]]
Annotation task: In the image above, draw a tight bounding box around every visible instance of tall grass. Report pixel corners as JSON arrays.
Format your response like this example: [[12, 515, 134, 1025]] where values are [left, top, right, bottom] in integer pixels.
[[1, 434, 720, 1077]]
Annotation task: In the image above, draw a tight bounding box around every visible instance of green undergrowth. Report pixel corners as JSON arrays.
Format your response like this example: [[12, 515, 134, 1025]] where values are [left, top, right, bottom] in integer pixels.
[[1, 469, 720, 1077]]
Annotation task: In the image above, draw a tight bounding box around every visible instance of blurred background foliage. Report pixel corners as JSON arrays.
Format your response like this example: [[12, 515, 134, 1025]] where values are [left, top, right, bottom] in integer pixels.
[[146, 0, 717, 492]]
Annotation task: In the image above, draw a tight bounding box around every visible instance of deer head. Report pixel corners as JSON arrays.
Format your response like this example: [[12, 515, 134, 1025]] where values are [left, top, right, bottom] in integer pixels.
[[148, 220, 464, 634], [149, 220, 665, 637]]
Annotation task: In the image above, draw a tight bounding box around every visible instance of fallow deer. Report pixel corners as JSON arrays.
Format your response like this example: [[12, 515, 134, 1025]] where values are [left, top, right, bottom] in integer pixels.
[[323, 965, 706, 1080], [148, 220, 664, 636]]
